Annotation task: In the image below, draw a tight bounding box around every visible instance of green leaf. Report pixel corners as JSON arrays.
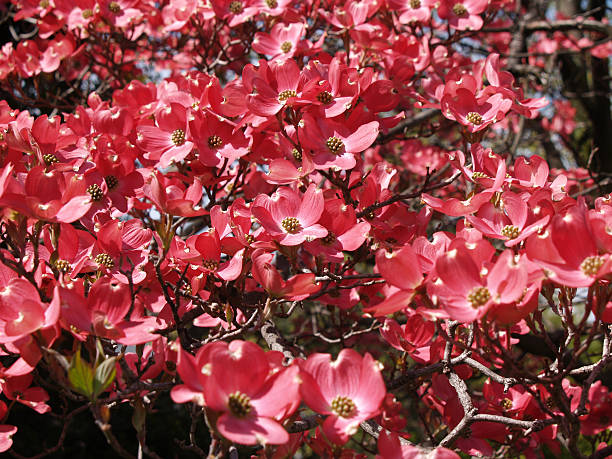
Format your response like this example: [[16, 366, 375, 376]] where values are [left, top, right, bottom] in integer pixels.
[[68, 348, 94, 399], [93, 357, 117, 399], [131, 399, 146, 433]]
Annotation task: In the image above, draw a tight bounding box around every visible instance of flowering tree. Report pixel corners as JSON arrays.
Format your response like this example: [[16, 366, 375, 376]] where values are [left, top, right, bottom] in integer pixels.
[[0, 0, 611, 457]]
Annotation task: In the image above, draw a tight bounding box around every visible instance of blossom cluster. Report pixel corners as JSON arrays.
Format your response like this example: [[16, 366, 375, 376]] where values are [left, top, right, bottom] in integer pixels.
[[0, 0, 611, 457]]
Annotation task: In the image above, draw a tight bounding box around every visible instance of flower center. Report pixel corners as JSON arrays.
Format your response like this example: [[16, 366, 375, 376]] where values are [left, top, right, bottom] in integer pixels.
[[281, 216, 301, 234], [326, 136, 344, 154], [82, 8, 93, 18], [467, 286, 490, 308], [331, 395, 356, 418], [95, 253, 115, 269], [39, 0, 49, 8], [229, 1, 243, 13], [278, 89, 297, 102], [280, 41, 292, 53], [410, 0, 421, 8], [471, 171, 488, 179], [322, 232, 336, 245], [292, 148, 302, 161], [202, 259, 219, 271], [171, 129, 186, 146], [105, 175, 119, 190], [466, 112, 483, 125], [501, 225, 520, 240], [580, 255, 604, 276], [265, 0, 277, 7], [452, 3, 467, 16], [317, 91, 334, 104], [43, 153, 59, 165], [244, 234, 255, 244], [500, 398, 513, 410], [54, 259, 71, 273], [227, 391, 251, 418], [108, 1, 121, 14], [87, 184, 104, 201], [207, 135, 223, 149]]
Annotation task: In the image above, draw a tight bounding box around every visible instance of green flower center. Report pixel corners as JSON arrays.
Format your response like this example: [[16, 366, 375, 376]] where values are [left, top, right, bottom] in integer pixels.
[[317, 91, 334, 104], [208, 135, 223, 149], [229, 1, 243, 14], [87, 184, 104, 201], [467, 286, 490, 308], [171, 129, 186, 146], [54, 259, 71, 273], [202, 260, 219, 271], [322, 232, 336, 245], [326, 136, 344, 154], [580, 255, 604, 276], [501, 225, 520, 240], [281, 216, 301, 234], [466, 112, 483, 125], [452, 3, 467, 16], [105, 175, 119, 190], [500, 398, 513, 410], [280, 41, 292, 53], [43, 153, 59, 165], [278, 89, 297, 102], [95, 253, 114, 269], [108, 1, 121, 14], [227, 391, 251, 418], [331, 395, 356, 418], [292, 148, 302, 161]]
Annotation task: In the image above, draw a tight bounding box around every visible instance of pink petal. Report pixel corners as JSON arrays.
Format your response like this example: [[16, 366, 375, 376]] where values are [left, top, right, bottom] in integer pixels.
[[216, 413, 289, 445]]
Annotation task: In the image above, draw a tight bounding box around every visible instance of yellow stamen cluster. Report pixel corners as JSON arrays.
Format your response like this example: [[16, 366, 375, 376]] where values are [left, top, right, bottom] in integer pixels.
[[410, 0, 421, 8], [326, 136, 344, 154], [171, 129, 186, 146], [466, 112, 483, 125], [580, 255, 604, 276], [43, 154, 59, 165], [292, 148, 302, 161], [227, 391, 251, 418], [202, 260, 219, 271], [108, 1, 121, 14], [229, 1, 243, 14], [266, 0, 278, 7], [317, 91, 334, 104], [471, 171, 488, 179], [54, 259, 71, 273], [501, 225, 521, 240], [500, 398, 513, 410], [467, 286, 490, 308], [87, 184, 104, 201], [278, 89, 298, 101], [330, 395, 356, 418], [95, 253, 114, 269], [208, 135, 223, 149], [280, 41, 293, 53], [281, 216, 301, 234], [452, 3, 467, 16], [82, 8, 94, 18]]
